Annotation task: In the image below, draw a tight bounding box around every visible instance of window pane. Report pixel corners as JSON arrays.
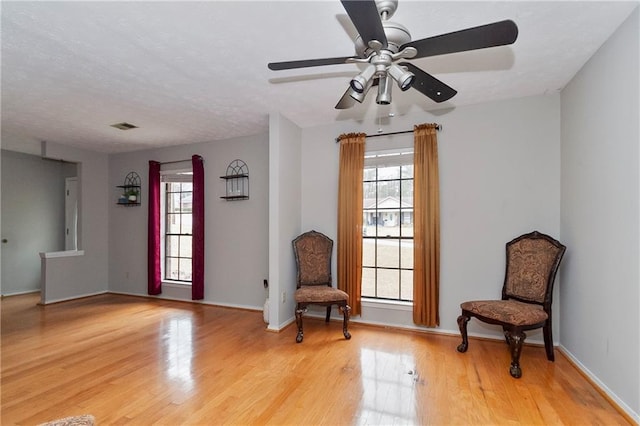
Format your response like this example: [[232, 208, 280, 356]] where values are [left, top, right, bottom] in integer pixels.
[[367, 211, 380, 231], [166, 236, 180, 257], [181, 192, 193, 213], [362, 238, 375, 267], [401, 164, 413, 178], [378, 166, 400, 180], [377, 239, 399, 268], [400, 239, 413, 269], [166, 257, 179, 281], [401, 180, 413, 206], [179, 236, 192, 257], [361, 268, 376, 298], [382, 212, 401, 236], [377, 269, 400, 299], [401, 221, 413, 238], [167, 182, 181, 192], [181, 182, 193, 192], [363, 181, 376, 206], [376, 180, 399, 202], [167, 214, 181, 234], [400, 270, 413, 301], [179, 259, 192, 281], [363, 168, 376, 181], [181, 216, 192, 235], [167, 192, 181, 213]]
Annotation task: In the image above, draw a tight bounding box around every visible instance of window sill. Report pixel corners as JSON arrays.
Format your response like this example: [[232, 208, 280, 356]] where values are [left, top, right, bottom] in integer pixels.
[[162, 280, 192, 288], [39, 250, 85, 259], [361, 297, 413, 311]]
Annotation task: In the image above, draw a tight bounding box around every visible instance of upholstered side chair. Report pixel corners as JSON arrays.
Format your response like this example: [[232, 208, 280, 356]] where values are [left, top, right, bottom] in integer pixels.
[[456, 231, 566, 378], [292, 230, 351, 343]]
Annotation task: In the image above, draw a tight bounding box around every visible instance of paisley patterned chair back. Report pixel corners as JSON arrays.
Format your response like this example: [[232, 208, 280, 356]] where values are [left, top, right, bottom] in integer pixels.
[[293, 231, 332, 287], [503, 234, 565, 306]]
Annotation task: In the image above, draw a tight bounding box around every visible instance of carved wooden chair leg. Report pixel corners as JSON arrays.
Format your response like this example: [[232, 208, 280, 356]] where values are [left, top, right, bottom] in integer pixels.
[[505, 329, 526, 378], [502, 326, 510, 345], [342, 304, 351, 340], [325, 306, 331, 323], [295, 306, 305, 343], [543, 323, 555, 361], [456, 314, 470, 352]]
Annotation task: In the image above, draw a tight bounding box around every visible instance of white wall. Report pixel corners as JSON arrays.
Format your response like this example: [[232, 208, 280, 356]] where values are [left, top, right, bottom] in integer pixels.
[[109, 133, 269, 310], [1, 150, 74, 295], [40, 141, 109, 302], [268, 112, 302, 330], [560, 7, 639, 420], [300, 94, 561, 341]]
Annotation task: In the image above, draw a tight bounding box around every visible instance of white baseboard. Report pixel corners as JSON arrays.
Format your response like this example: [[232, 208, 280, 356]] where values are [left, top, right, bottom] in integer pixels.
[[1, 289, 40, 297], [303, 311, 550, 345], [107, 290, 263, 311], [40, 290, 108, 305], [267, 315, 295, 332], [558, 345, 639, 423]]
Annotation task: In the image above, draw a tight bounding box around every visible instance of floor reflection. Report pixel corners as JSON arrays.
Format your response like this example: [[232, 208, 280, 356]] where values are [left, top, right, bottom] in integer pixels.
[[356, 347, 418, 425], [162, 314, 194, 391]]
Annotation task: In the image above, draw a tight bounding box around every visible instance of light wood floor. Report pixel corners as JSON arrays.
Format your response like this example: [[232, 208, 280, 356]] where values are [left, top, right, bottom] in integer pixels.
[[1, 293, 631, 425]]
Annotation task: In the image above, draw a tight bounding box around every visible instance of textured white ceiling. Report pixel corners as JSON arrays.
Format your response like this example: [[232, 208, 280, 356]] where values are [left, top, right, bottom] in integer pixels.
[[1, 1, 637, 153]]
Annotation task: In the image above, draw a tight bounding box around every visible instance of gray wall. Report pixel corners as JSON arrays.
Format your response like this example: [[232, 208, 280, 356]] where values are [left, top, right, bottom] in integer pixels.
[[299, 94, 561, 340], [560, 7, 639, 418], [1, 150, 75, 295], [108, 133, 269, 310], [268, 112, 302, 330]]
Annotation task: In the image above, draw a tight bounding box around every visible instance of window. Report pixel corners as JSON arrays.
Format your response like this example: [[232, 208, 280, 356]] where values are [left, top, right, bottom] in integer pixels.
[[162, 171, 193, 283], [362, 150, 414, 302]]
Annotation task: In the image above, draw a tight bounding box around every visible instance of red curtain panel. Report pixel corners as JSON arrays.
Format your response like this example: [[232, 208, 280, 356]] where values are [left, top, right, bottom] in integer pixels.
[[148, 161, 162, 295], [191, 155, 205, 300]]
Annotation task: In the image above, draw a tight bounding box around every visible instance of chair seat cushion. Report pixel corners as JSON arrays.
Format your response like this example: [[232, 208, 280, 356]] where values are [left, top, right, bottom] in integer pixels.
[[460, 300, 548, 326], [295, 286, 349, 304]]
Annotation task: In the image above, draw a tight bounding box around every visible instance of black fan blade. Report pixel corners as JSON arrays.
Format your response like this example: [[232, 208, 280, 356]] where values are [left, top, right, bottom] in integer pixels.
[[399, 62, 457, 103], [401, 20, 518, 59], [268, 56, 355, 71], [341, 0, 387, 48]]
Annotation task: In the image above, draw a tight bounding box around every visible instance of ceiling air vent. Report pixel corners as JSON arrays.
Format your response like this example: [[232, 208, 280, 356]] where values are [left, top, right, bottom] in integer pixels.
[[110, 122, 138, 130]]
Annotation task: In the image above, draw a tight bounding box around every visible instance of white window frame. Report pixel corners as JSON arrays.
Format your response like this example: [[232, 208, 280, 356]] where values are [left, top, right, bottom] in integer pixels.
[[160, 168, 193, 285], [362, 148, 414, 302]]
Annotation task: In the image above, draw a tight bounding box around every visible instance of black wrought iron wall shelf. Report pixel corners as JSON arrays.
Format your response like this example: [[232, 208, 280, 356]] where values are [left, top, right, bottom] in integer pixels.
[[221, 160, 249, 201], [117, 171, 141, 206]]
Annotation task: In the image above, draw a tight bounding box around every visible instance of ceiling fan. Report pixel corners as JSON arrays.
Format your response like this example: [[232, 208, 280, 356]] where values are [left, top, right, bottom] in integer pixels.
[[267, 0, 518, 109]]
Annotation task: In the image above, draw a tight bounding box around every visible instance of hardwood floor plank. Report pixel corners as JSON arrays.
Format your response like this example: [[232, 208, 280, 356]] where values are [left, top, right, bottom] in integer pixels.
[[1, 293, 632, 425]]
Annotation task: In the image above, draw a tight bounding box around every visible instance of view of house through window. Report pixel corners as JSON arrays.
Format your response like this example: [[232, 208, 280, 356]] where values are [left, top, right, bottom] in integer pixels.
[[362, 150, 414, 302], [162, 172, 193, 283]]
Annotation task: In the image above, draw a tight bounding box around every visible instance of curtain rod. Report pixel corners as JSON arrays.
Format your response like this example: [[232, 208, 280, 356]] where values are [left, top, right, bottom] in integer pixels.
[[334, 124, 441, 143], [160, 158, 193, 165]]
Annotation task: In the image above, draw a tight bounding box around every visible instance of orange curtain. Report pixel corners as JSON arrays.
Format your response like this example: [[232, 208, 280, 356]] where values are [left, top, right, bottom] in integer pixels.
[[337, 133, 365, 316], [413, 123, 440, 326]]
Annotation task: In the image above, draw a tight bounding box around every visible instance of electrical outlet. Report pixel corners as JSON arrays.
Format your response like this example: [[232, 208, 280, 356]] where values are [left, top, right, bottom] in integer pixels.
[[281, 291, 286, 303]]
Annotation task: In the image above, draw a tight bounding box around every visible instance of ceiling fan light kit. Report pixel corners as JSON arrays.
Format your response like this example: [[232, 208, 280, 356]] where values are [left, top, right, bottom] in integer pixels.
[[350, 65, 376, 93], [268, 0, 518, 110], [376, 75, 392, 105]]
